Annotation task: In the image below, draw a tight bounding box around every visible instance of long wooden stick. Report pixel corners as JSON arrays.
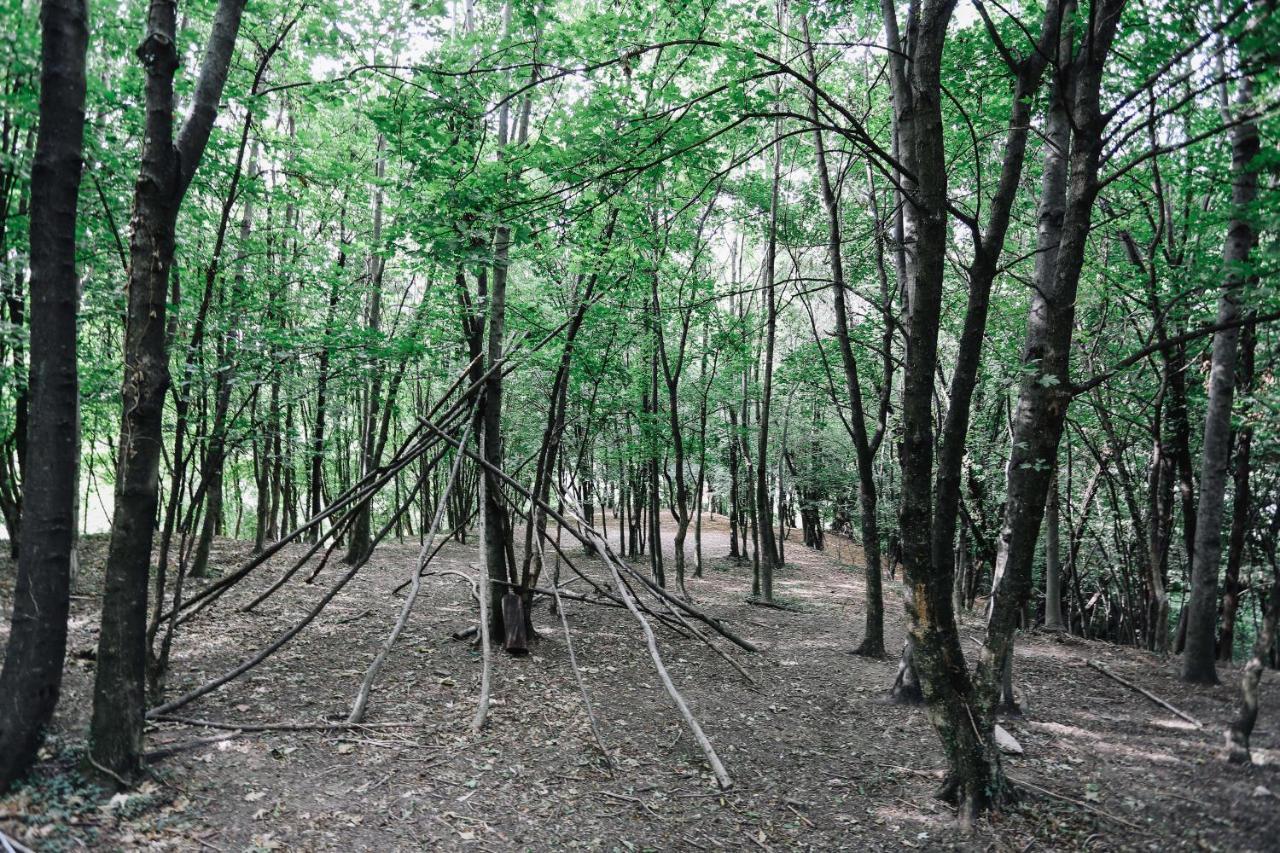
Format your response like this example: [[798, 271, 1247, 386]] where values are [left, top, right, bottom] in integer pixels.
[[471, 443, 493, 734], [1087, 659, 1203, 727], [567, 496, 732, 790], [349, 410, 475, 723], [538, 531, 614, 768], [149, 714, 429, 732]]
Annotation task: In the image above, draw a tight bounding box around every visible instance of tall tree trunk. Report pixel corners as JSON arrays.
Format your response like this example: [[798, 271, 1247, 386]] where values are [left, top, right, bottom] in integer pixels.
[[879, 0, 1000, 819], [0, 0, 87, 792], [1218, 326, 1255, 662], [802, 14, 885, 654], [90, 0, 247, 782], [345, 134, 387, 565], [975, 0, 1122, 783], [754, 98, 781, 599], [1183, 72, 1260, 685], [309, 238, 344, 540]]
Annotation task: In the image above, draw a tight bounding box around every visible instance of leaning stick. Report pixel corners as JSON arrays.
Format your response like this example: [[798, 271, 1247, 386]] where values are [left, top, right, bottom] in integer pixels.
[[567, 497, 732, 790], [528, 524, 694, 638], [168, 425, 443, 624], [349, 411, 474, 723], [421, 418, 756, 652], [146, 443, 449, 718], [1086, 659, 1203, 727], [159, 351, 490, 624], [471, 444, 493, 734], [538, 534, 614, 768], [656, 594, 758, 688]]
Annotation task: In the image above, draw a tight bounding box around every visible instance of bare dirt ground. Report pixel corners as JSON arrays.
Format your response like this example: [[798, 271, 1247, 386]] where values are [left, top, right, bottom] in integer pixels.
[[2, 514, 1279, 851]]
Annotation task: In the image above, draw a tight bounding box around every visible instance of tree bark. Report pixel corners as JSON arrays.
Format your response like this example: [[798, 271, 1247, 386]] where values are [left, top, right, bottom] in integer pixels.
[[0, 0, 87, 792], [1044, 471, 1065, 630], [802, 15, 885, 654], [754, 91, 781, 598], [976, 0, 1123, 769], [345, 134, 387, 565], [90, 0, 247, 782], [1183, 74, 1259, 685], [1218, 321, 1255, 662]]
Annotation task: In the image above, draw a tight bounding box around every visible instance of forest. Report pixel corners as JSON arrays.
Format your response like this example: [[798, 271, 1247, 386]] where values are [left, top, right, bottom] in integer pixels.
[[0, 0, 1278, 847]]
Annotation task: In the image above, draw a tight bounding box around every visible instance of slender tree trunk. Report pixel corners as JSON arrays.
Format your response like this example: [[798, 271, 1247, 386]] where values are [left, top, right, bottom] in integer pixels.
[[192, 148, 257, 578], [754, 101, 781, 599], [345, 134, 387, 564], [91, 0, 247, 781], [0, 0, 87, 792], [1218, 322, 1255, 662], [1183, 73, 1259, 685], [309, 233, 343, 540], [802, 14, 885, 653]]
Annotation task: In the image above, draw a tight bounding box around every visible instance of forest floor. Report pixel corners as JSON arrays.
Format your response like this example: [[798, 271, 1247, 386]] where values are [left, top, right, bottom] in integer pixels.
[[2, 514, 1279, 851]]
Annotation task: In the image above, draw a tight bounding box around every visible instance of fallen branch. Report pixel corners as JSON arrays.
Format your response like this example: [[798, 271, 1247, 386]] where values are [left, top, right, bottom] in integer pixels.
[[745, 597, 800, 612], [1008, 774, 1147, 832], [148, 715, 428, 732], [144, 732, 241, 761], [1086, 659, 1203, 727]]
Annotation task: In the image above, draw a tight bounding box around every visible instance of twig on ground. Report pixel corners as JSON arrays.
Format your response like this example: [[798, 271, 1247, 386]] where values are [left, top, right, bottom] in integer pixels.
[[745, 597, 800, 612], [1086, 659, 1203, 727], [144, 732, 243, 761], [148, 715, 428, 732], [1009, 774, 1146, 831], [599, 790, 662, 819]]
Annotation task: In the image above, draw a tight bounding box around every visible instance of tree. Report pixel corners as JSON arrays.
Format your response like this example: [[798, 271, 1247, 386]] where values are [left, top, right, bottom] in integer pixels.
[[1182, 22, 1263, 684], [0, 0, 87, 792], [90, 0, 249, 782]]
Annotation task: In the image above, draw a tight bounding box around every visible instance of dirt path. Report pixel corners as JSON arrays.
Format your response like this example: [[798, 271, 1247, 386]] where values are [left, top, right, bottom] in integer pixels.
[[2, 515, 1278, 851]]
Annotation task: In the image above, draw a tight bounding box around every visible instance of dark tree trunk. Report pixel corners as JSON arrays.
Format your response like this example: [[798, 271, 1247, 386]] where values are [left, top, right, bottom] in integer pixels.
[[309, 246, 343, 541], [880, 0, 1002, 823], [1044, 472, 1065, 630], [802, 15, 886, 654], [90, 0, 247, 782], [754, 117, 781, 597], [1218, 322, 1255, 662], [344, 135, 387, 566], [1183, 73, 1260, 685], [976, 0, 1122, 772], [0, 0, 87, 792]]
